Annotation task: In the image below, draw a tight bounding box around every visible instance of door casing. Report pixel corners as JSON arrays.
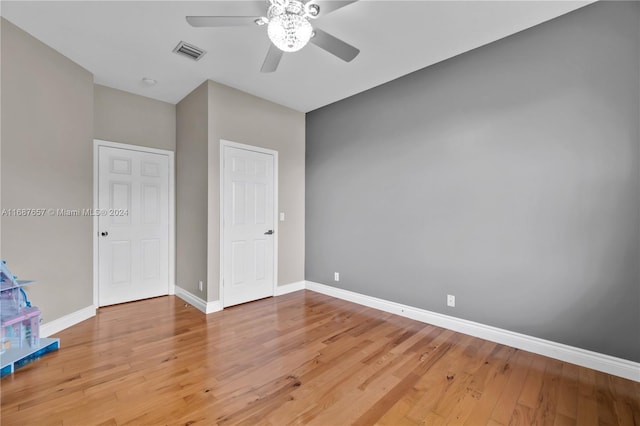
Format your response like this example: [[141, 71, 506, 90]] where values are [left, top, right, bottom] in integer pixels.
[[93, 139, 175, 308], [219, 139, 278, 308]]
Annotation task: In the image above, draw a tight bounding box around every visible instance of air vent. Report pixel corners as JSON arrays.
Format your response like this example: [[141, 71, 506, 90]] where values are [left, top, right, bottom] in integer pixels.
[[173, 41, 206, 61]]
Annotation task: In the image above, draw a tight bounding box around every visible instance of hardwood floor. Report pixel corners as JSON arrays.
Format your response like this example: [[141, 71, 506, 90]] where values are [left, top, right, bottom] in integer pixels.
[[1, 291, 638, 425]]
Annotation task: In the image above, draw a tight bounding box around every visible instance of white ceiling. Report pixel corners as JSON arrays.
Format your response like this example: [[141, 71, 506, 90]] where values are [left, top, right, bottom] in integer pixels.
[[1, 1, 594, 112]]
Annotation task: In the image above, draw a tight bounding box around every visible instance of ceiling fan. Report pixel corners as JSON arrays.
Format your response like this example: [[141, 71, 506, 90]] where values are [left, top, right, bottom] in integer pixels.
[[186, 0, 360, 73]]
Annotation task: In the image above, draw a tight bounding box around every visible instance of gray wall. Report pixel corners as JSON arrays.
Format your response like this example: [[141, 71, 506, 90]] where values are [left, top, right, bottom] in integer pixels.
[[306, 2, 640, 362], [207, 81, 305, 302], [94, 84, 176, 151], [176, 82, 209, 298], [1, 18, 94, 323]]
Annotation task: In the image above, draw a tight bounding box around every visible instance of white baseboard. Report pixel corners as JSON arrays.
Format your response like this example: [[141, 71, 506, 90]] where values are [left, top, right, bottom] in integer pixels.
[[175, 281, 306, 314], [174, 286, 222, 314], [175, 281, 305, 314], [275, 281, 306, 296], [40, 305, 96, 337], [206, 299, 223, 314], [304, 281, 640, 382]]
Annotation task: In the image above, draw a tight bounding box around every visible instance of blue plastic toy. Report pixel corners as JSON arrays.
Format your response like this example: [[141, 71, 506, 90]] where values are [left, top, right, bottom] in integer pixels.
[[0, 260, 19, 289]]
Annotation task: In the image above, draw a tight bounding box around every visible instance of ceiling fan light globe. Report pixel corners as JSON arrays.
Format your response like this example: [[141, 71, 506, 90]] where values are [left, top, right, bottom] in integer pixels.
[[267, 14, 313, 52]]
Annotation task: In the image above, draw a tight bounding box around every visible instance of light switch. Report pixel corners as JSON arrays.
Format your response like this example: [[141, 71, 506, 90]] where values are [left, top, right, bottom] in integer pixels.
[[280, 212, 285, 222]]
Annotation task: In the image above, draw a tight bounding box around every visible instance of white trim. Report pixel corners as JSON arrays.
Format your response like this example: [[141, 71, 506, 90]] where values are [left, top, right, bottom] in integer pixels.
[[40, 305, 96, 337], [304, 281, 640, 382], [169, 149, 176, 296], [94, 139, 175, 157], [274, 281, 306, 296], [93, 140, 176, 307], [219, 140, 279, 308], [174, 286, 223, 314], [93, 142, 99, 307]]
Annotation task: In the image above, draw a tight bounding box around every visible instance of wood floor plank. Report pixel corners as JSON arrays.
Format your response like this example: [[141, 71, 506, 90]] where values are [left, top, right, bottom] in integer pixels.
[[517, 354, 548, 409], [0, 291, 637, 426], [508, 403, 535, 426], [554, 412, 577, 426], [556, 361, 579, 420], [609, 375, 640, 425], [431, 339, 497, 421], [489, 349, 535, 425], [403, 333, 479, 424], [576, 366, 600, 426], [463, 346, 518, 425], [531, 358, 563, 425]]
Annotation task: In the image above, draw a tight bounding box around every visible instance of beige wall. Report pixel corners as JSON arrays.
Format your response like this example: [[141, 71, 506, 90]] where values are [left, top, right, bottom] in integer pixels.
[[94, 84, 175, 151], [175, 82, 209, 298], [175, 80, 305, 304], [1, 18, 94, 322], [207, 80, 305, 302], [2, 18, 304, 315]]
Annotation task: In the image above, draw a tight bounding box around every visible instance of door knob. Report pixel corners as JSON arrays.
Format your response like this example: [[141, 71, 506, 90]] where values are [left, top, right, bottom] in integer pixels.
[[264, 230, 274, 235], [101, 231, 109, 237]]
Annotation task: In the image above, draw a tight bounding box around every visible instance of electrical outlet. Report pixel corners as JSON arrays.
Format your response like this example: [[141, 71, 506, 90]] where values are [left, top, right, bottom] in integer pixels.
[[447, 294, 455, 307], [199, 281, 203, 292], [334, 272, 340, 282]]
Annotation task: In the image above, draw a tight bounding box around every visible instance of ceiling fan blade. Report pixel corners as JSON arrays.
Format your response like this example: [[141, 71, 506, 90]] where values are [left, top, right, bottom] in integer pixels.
[[186, 16, 259, 27], [261, 44, 284, 73], [310, 28, 359, 62], [317, 1, 359, 16]]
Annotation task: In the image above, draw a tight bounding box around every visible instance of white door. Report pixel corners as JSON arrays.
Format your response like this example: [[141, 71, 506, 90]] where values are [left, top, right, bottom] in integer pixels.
[[98, 146, 169, 306], [222, 145, 276, 307]]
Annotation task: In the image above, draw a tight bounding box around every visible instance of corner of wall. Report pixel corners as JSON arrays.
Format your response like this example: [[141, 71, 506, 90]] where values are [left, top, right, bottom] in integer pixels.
[[176, 81, 210, 300]]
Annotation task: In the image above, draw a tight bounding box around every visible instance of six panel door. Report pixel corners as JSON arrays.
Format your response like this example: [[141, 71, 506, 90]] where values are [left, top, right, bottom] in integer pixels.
[[98, 146, 170, 306], [222, 145, 275, 307]]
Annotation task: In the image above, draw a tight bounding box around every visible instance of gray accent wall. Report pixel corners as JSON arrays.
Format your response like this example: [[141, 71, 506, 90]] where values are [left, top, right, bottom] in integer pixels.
[[94, 84, 176, 151], [305, 2, 640, 362], [1, 18, 94, 323]]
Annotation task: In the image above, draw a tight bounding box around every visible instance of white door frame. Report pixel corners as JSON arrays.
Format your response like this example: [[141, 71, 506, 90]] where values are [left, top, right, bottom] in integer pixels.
[[219, 139, 278, 308], [93, 139, 175, 308]]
